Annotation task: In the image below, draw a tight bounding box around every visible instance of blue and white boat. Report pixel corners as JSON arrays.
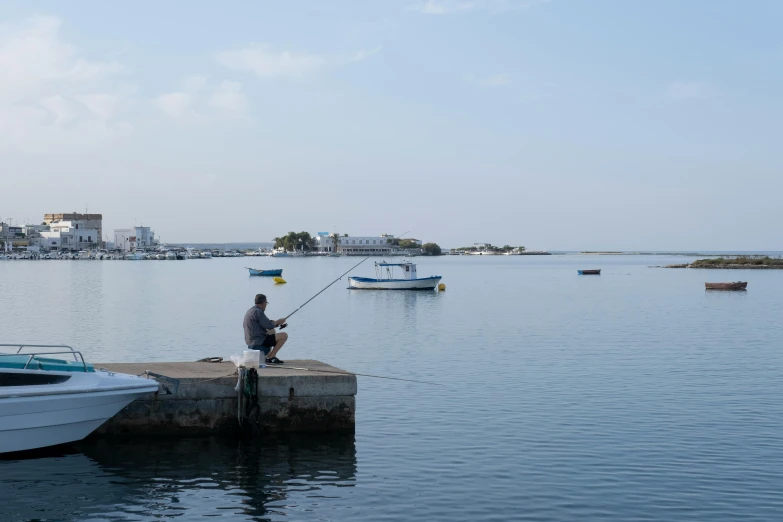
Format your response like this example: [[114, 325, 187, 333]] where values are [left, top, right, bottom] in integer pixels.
[[247, 267, 283, 276], [348, 261, 442, 290]]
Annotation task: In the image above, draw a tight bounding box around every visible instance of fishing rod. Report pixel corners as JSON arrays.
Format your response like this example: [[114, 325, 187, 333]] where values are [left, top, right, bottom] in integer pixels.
[[264, 365, 443, 386], [278, 256, 370, 329]]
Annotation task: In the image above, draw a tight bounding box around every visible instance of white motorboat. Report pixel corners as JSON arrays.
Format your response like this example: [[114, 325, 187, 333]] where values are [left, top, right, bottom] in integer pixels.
[[0, 344, 159, 454], [125, 252, 146, 260], [165, 251, 177, 260], [348, 261, 442, 290], [200, 251, 212, 259]]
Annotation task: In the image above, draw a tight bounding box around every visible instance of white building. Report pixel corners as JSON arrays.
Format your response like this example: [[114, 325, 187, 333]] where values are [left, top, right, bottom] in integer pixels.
[[39, 220, 99, 251], [314, 234, 409, 255], [114, 226, 156, 252]]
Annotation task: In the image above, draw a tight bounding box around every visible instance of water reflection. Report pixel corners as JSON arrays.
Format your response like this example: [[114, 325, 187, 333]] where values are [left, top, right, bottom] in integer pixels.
[[0, 435, 356, 522]]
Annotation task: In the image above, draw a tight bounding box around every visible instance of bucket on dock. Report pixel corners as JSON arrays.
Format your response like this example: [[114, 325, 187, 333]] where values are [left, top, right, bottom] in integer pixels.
[[241, 350, 262, 369]]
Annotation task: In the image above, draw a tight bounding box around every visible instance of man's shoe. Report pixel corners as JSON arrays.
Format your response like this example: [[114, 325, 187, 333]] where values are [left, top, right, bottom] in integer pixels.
[[266, 357, 284, 364]]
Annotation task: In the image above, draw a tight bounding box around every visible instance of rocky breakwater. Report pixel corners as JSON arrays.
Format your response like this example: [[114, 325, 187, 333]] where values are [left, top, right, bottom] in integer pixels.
[[666, 256, 783, 269]]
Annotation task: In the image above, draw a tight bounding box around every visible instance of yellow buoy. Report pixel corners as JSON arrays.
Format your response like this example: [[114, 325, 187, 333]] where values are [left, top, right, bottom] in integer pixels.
[[273, 277, 287, 284], [438, 283, 446, 291]]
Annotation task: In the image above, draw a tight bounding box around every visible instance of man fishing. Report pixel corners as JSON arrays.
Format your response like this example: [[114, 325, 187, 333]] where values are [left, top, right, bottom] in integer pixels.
[[243, 293, 287, 364]]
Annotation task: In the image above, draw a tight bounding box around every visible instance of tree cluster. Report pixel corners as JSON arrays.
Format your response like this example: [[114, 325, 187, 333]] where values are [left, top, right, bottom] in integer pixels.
[[398, 239, 420, 249], [273, 231, 315, 252], [422, 243, 442, 256]]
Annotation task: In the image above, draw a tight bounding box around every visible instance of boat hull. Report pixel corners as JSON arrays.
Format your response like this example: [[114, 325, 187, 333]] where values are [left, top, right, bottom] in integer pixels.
[[348, 276, 442, 290], [248, 268, 283, 276], [705, 282, 747, 290], [578, 269, 601, 275], [0, 370, 158, 453]]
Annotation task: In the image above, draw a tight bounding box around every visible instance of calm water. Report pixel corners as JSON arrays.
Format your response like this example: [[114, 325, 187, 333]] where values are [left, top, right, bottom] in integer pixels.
[[2, 255, 783, 521]]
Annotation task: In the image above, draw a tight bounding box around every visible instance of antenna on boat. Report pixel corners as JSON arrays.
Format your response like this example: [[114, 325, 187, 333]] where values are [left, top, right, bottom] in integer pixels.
[[278, 256, 370, 329]]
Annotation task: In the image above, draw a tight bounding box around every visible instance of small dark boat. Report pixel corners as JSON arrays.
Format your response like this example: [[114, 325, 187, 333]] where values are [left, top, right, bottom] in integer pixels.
[[247, 268, 283, 277], [578, 269, 601, 275], [705, 282, 747, 291]]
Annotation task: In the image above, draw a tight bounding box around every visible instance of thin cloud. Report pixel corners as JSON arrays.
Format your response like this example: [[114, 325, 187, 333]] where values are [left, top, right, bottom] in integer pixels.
[[350, 46, 382, 63], [156, 77, 249, 121], [216, 46, 327, 78], [411, 0, 551, 15], [208, 80, 248, 114], [216, 44, 381, 78], [156, 91, 195, 119], [0, 15, 133, 153]]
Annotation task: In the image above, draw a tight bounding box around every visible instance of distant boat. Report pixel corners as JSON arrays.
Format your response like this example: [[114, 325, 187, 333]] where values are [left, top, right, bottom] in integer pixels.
[[247, 268, 283, 277], [578, 269, 601, 275], [705, 282, 747, 290], [348, 261, 441, 290]]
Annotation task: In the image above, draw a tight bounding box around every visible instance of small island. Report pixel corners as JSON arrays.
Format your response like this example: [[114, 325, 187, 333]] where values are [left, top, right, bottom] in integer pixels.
[[450, 244, 550, 255], [667, 256, 783, 269]]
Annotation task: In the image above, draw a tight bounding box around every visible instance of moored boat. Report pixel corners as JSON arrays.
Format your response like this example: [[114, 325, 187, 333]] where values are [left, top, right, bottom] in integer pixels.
[[247, 268, 283, 276], [348, 261, 442, 290], [705, 282, 747, 290], [0, 343, 159, 454], [578, 269, 601, 275]]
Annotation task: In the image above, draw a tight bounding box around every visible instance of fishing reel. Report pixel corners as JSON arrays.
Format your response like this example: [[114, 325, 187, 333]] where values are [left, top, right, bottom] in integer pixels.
[[279, 323, 288, 330]]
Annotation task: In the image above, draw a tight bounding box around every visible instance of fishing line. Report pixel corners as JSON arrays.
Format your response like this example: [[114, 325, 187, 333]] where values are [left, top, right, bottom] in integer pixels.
[[278, 256, 370, 329], [264, 365, 443, 386]]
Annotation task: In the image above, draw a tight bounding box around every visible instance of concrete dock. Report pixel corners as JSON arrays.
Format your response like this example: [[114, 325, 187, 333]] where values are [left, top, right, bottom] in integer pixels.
[[93, 360, 357, 435]]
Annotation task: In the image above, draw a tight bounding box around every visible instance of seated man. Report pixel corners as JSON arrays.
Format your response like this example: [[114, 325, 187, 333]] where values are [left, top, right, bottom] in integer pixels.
[[243, 293, 288, 364]]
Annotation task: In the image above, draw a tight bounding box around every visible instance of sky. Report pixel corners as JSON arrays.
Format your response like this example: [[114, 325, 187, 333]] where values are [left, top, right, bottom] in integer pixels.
[[1, 0, 782, 250]]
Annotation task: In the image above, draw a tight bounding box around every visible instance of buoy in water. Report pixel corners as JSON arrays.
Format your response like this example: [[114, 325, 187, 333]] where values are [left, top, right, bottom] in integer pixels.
[[273, 277, 287, 284], [438, 283, 446, 291]]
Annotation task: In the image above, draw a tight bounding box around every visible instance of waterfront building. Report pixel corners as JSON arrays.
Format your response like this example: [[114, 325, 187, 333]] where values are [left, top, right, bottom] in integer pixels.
[[313, 233, 420, 255], [44, 213, 103, 245], [39, 220, 99, 251], [113, 226, 156, 252], [1, 223, 52, 251]]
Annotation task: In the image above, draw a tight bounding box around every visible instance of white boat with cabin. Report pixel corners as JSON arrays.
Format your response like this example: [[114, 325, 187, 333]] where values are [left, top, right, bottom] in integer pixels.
[[0, 344, 159, 454], [348, 261, 442, 290]]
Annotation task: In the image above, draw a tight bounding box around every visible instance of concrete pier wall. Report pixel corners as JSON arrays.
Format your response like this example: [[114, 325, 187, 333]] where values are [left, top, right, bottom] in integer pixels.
[[93, 360, 356, 435]]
